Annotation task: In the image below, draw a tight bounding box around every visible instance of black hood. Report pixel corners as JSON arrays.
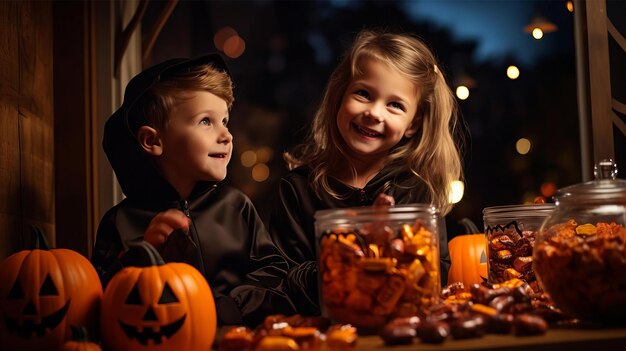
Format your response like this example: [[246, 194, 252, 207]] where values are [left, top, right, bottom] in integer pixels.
[[102, 54, 231, 202]]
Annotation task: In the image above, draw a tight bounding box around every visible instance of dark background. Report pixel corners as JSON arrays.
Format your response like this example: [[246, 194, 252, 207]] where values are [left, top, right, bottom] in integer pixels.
[[143, 0, 582, 238]]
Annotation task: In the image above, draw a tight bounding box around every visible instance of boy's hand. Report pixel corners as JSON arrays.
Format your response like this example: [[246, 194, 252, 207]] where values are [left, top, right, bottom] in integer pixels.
[[144, 209, 190, 247]]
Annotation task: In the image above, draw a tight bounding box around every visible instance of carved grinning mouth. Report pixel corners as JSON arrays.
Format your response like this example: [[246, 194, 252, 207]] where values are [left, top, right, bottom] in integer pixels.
[[119, 314, 186, 345], [3, 299, 71, 338]]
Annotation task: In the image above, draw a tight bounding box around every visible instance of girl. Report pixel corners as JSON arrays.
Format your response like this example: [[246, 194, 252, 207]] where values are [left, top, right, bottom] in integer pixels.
[[268, 29, 465, 316]]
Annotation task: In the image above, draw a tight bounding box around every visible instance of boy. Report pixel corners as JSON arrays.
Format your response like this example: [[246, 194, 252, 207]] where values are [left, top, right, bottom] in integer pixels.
[[92, 54, 296, 326]]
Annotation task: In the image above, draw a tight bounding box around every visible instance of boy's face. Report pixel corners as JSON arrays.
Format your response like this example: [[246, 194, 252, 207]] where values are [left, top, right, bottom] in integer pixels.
[[155, 91, 232, 191]]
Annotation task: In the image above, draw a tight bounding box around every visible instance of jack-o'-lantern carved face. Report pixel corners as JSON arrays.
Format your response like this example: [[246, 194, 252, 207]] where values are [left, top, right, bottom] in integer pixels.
[[0, 226, 103, 351], [118, 281, 186, 345], [101, 242, 216, 351], [4, 272, 71, 337]]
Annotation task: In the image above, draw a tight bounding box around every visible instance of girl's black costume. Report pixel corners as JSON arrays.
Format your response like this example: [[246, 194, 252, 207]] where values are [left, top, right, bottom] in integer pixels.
[[91, 54, 295, 327], [269, 166, 452, 316]]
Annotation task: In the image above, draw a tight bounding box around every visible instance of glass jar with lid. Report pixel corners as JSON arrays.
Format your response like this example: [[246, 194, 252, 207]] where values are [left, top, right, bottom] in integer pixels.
[[483, 203, 555, 292], [533, 159, 626, 325], [315, 204, 440, 333]]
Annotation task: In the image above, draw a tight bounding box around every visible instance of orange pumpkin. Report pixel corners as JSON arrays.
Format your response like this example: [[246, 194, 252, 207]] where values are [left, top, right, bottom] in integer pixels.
[[101, 241, 216, 351], [0, 226, 103, 351], [447, 234, 488, 286], [59, 326, 102, 351]]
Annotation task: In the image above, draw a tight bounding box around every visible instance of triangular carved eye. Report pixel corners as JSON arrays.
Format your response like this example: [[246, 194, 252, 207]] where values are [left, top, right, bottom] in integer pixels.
[[7, 280, 24, 299], [39, 274, 59, 296], [158, 283, 179, 304], [125, 283, 143, 305]]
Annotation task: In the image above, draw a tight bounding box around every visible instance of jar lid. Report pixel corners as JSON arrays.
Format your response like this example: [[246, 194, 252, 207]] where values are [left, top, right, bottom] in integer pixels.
[[314, 204, 438, 225], [555, 159, 626, 204], [483, 204, 555, 220]]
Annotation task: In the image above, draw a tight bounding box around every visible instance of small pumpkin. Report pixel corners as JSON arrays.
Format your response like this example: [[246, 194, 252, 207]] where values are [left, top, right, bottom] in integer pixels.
[[447, 233, 488, 286], [101, 241, 216, 351], [59, 326, 102, 351], [0, 226, 103, 351]]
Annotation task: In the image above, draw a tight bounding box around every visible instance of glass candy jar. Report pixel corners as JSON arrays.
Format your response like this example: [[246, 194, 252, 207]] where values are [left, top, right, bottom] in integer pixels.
[[533, 160, 626, 325], [315, 204, 440, 333], [483, 204, 555, 292]]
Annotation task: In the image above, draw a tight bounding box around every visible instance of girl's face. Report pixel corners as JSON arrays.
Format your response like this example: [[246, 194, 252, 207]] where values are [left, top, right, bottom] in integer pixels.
[[156, 91, 232, 194], [336, 58, 419, 163]]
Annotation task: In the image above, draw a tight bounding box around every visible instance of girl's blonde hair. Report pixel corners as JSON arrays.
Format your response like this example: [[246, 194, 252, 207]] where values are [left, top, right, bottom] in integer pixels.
[[285, 29, 464, 215]]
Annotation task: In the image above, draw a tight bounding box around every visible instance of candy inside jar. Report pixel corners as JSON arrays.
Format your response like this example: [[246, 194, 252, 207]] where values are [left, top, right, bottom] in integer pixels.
[[533, 159, 626, 326], [315, 204, 440, 333], [482, 204, 555, 292]]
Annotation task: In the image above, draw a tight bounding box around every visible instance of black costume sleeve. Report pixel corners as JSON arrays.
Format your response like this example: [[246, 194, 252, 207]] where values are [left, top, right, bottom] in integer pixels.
[[269, 177, 316, 265], [227, 197, 297, 327], [268, 177, 321, 316]]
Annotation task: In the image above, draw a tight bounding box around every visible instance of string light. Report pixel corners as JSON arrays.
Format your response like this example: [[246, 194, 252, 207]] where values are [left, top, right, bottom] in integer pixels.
[[507, 66, 520, 80], [524, 15, 557, 40]]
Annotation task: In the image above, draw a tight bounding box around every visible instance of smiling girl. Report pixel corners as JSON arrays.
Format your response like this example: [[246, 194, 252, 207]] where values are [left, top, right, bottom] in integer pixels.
[[268, 29, 465, 315]]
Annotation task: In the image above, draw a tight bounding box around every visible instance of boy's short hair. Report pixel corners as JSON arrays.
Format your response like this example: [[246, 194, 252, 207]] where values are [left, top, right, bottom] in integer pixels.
[[111, 54, 233, 135], [130, 62, 234, 132]]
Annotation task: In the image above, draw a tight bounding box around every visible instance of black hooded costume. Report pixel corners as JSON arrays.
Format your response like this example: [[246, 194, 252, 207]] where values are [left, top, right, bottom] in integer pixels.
[[91, 54, 296, 327], [269, 166, 452, 316]]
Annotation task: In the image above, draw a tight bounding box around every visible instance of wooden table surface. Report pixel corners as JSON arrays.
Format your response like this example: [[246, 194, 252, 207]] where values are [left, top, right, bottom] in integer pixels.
[[352, 326, 626, 351]]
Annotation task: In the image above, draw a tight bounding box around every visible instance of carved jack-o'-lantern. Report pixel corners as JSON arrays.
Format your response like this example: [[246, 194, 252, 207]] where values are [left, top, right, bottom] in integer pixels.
[[447, 234, 488, 286], [101, 241, 216, 351], [0, 226, 103, 351]]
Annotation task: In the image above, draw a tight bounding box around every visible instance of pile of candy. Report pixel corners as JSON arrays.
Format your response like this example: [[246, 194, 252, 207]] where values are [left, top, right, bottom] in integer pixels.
[[218, 314, 355, 351], [378, 278, 572, 345], [534, 220, 626, 325], [486, 222, 541, 291], [319, 220, 439, 331]]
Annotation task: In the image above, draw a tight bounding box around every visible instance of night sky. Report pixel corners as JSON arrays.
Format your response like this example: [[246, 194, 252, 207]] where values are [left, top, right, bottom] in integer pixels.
[[400, 0, 573, 66]]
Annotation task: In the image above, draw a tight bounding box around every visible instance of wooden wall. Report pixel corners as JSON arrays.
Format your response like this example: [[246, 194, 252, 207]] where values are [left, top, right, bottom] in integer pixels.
[[0, 1, 55, 259], [53, 1, 97, 258]]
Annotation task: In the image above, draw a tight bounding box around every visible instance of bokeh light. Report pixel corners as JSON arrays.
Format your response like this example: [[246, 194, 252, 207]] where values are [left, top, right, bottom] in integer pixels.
[[516, 138, 531, 155], [252, 163, 270, 182], [566, 1, 574, 13], [532, 28, 544, 40], [213, 27, 237, 51], [449, 180, 465, 204], [456, 86, 470, 100], [540, 182, 557, 197], [241, 150, 257, 167], [224, 35, 246, 58], [507, 66, 520, 80], [256, 147, 274, 163]]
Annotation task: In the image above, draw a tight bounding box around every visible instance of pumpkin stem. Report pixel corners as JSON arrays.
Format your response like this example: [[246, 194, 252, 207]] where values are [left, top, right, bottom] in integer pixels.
[[30, 225, 51, 250], [70, 325, 91, 342], [126, 241, 166, 266], [459, 217, 481, 234]]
